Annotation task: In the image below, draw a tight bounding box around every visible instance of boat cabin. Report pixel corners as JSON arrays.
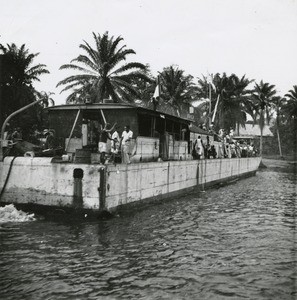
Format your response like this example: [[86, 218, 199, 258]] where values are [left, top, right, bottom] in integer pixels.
[[46, 103, 192, 162]]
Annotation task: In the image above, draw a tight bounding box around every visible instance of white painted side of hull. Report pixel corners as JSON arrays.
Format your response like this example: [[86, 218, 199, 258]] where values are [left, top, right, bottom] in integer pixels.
[[0, 157, 102, 209], [105, 157, 261, 211], [0, 157, 261, 212]]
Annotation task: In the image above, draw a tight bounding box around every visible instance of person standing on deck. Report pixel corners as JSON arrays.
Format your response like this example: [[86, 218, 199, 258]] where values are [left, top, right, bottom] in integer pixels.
[[217, 129, 224, 158], [120, 125, 133, 164], [44, 129, 56, 149], [111, 125, 120, 163], [229, 127, 234, 142], [98, 122, 116, 164], [194, 135, 204, 159]]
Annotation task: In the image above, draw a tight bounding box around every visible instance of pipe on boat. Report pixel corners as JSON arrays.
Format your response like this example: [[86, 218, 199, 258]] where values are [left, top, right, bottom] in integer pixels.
[[73, 168, 84, 208], [98, 167, 107, 211]]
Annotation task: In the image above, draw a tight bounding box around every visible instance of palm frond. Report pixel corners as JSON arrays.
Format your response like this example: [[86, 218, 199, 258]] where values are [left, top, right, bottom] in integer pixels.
[[56, 74, 96, 87], [60, 62, 97, 75], [111, 62, 147, 75]]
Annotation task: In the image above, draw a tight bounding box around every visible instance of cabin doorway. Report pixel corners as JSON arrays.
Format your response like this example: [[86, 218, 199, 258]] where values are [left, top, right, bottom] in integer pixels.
[[155, 117, 169, 160]]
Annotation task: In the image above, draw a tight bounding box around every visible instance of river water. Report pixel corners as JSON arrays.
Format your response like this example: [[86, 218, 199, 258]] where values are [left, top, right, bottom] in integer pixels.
[[0, 166, 296, 299]]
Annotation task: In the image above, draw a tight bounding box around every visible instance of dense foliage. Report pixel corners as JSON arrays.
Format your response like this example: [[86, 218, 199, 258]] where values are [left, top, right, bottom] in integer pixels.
[[196, 73, 253, 131], [57, 32, 152, 103], [1, 33, 296, 156], [250, 81, 277, 154], [0, 43, 49, 132], [156, 66, 198, 117]]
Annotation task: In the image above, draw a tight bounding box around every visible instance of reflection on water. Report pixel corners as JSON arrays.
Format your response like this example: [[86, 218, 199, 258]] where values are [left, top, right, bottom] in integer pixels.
[[0, 168, 296, 299]]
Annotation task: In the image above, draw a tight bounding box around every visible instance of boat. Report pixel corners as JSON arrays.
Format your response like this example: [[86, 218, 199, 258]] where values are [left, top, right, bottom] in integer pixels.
[[0, 103, 261, 216]]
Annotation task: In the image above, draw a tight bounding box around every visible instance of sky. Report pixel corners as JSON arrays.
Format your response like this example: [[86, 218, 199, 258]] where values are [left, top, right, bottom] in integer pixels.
[[1, 0, 297, 105]]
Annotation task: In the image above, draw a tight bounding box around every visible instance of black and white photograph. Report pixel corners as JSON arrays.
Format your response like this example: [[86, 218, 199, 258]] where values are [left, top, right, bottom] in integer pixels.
[[0, 0, 296, 299]]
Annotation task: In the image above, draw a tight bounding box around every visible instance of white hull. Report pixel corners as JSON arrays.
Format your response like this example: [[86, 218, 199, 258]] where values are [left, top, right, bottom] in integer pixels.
[[0, 157, 261, 214]]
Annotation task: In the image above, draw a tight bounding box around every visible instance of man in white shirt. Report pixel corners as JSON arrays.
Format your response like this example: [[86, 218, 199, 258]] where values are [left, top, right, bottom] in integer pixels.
[[111, 126, 120, 154], [120, 125, 133, 164]]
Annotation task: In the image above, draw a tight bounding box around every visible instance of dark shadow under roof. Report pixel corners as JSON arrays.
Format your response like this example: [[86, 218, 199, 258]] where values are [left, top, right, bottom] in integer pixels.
[[47, 103, 192, 124]]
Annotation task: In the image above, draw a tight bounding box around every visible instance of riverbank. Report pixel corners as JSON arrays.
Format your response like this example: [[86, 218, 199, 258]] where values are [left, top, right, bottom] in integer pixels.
[[262, 154, 297, 161], [261, 157, 297, 171]]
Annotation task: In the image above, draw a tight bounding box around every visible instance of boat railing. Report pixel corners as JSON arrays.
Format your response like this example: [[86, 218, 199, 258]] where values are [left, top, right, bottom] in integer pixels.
[[130, 136, 190, 163]]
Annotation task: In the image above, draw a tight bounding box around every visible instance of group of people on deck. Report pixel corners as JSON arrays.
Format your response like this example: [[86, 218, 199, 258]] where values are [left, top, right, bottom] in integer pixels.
[[98, 123, 133, 164], [192, 128, 258, 160], [2, 124, 60, 157], [192, 135, 217, 160], [3, 121, 257, 163]]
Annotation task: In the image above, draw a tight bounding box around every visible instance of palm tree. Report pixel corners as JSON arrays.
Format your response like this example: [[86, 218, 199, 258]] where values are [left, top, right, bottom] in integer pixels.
[[272, 96, 286, 157], [63, 79, 94, 104], [196, 75, 215, 128], [197, 73, 253, 132], [57, 32, 151, 103], [284, 85, 297, 157], [229, 74, 254, 134], [251, 81, 277, 155], [0, 43, 49, 86], [284, 86, 297, 118], [126, 65, 155, 105], [158, 66, 198, 117], [215, 73, 253, 131], [36, 91, 55, 107], [28, 91, 54, 127], [0, 43, 49, 127]]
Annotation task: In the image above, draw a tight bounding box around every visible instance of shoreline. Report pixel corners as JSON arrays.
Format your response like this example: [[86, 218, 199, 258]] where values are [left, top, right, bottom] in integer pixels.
[[261, 157, 297, 170]]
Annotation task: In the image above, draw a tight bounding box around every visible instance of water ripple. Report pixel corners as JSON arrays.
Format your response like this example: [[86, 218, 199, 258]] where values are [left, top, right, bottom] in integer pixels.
[[0, 169, 296, 299]]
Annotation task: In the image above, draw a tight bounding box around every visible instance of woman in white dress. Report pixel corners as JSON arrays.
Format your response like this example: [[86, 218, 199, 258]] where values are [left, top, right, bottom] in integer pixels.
[[194, 136, 204, 159]]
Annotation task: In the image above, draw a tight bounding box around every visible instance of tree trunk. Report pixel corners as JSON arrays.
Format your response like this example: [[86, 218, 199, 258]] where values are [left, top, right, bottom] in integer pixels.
[[259, 109, 264, 156], [276, 128, 282, 158], [208, 83, 211, 130], [294, 117, 297, 162], [260, 128, 263, 156], [275, 106, 282, 158]]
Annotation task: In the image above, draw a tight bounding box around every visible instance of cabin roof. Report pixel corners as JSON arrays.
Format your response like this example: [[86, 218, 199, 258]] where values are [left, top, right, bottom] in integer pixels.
[[47, 103, 134, 111], [47, 103, 192, 124]]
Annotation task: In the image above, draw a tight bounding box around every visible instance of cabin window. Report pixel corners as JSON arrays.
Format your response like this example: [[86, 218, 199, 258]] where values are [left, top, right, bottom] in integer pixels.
[[181, 124, 188, 141], [165, 119, 173, 134], [173, 122, 180, 141], [165, 120, 181, 140], [155, 117, 165, 137], [138, 114, 152, 137]]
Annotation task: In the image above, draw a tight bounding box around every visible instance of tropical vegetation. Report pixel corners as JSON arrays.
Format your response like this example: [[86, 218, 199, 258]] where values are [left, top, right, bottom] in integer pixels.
[[282, 86, 297, 156], [56, 32, 152, 103], [196, 73, 253, 132], [1, 33, 297, 156], [0, 43, 49, 134], [156, 66, 198, 116], [250, 81, 277, 154], [283, 86, 297, 119]]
